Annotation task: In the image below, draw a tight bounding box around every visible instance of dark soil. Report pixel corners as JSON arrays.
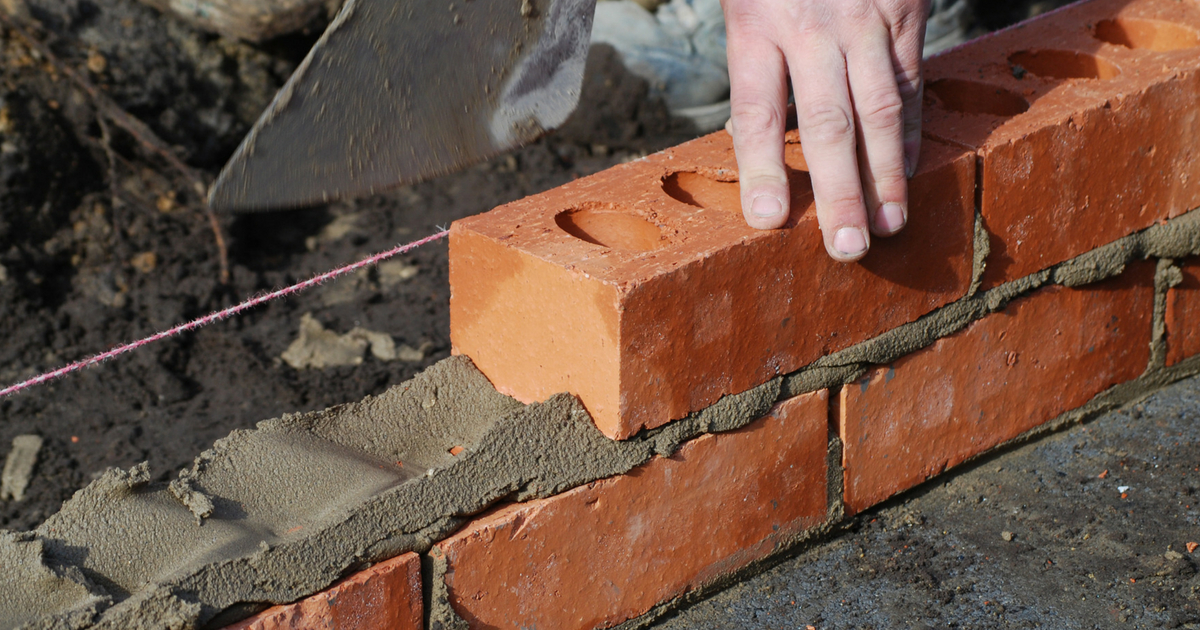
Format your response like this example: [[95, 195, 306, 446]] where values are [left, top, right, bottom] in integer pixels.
[[0, 0, 691, 531]]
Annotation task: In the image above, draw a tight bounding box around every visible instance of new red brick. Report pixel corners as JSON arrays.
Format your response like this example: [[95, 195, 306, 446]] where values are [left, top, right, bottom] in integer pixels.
[[432, 391, 828, 629], [1166, 258, 1200, 366], [840, 262, 1156, 515], [224, 552, 422, 630], [451, 133, 974, 439], [923, 0, 1200, 288]]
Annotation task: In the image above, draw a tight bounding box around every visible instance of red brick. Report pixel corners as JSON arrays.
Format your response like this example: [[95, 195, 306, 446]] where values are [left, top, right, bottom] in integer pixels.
[[432, 391, 828, 629], [839, 262, 1156, 515], [923, 0, 1200, 288], [224, 552, 422, 630], [450, 132, 974, 439], [1166, 258, 1200, 366]]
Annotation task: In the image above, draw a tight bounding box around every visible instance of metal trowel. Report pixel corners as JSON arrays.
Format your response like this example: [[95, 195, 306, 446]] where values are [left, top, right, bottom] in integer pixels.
[[207, 0, 597, 212]]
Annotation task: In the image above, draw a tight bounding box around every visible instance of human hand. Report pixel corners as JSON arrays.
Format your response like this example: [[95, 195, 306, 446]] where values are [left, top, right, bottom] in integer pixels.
[[720, 0, 930, 261]]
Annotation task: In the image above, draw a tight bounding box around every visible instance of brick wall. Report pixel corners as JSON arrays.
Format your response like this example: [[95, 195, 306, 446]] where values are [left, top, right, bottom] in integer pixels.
[[228, 0, 1200, 627]]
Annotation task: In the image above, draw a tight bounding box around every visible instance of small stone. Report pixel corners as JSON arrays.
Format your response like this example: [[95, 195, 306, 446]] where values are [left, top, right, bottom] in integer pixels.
[[281, 313, 368, 369], [1165, 550, 1184, 561], [348, 327, 398, 361], [0, 264, 7, 284], [379, 261, 419, 287], [130, 251, 157, 273], [1187, 542, 1199, 554], [86, 49, 107, 74], [1001, 531, 1014, 542], [1, 435, 43, 502], [156, 192, 177, 213], [316, 212, 361, 244], [395, 341, 434, 363]]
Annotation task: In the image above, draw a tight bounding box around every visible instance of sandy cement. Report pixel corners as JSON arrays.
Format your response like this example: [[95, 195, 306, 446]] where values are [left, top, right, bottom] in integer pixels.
[[1, 357, 782, 629], [6, 208, 1200, 629]]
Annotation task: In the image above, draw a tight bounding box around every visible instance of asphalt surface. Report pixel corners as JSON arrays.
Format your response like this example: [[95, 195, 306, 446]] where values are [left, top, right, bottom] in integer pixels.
[[653, 375, 1200, 630]]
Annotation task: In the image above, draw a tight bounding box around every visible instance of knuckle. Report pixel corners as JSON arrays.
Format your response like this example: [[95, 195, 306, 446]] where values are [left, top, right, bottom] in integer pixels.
[[872, 170, 909, 193], [858, 89, 904, 130], [801, 104, 855, 143], [724, 1, 772, 33], [731, 102, 785, 138], [839, 0, 873, 21], [817, 184, 867, 213]]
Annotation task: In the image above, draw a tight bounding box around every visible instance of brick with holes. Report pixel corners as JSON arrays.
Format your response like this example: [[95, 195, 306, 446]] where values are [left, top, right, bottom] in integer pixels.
[[450, 134, 974, 440], [922, 0, 1200, 288]]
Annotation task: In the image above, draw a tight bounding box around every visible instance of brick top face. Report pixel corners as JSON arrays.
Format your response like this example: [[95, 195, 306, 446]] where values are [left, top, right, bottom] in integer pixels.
[[452, 133, 972, 288], [923, 0, 1200, 151]]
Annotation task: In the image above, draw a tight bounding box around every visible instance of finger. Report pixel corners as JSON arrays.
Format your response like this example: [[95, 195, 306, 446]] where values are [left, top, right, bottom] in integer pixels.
[[724, 11, 791, 230], [846, 25, 909, 237], [787, 38, 870, 261], [893, 1, 929, 178]]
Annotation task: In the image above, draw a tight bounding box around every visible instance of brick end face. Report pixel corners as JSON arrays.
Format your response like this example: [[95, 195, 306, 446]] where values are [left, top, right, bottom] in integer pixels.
[[434, 391, 829, 629], [449, 226, 626, 435], [840, 262, 1157, 515], [224, 552, 422, 630]]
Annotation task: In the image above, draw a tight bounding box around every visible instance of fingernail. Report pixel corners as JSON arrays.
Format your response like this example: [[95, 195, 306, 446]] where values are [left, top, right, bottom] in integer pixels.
[[875, 202, 907, 234], [751, 195, 784, 218], [833, 227, 868, 257]]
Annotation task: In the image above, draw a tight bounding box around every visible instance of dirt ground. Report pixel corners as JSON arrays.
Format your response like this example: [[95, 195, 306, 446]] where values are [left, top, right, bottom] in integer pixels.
[[0, 0, 691, 531], [653, 375, 1200, 630]]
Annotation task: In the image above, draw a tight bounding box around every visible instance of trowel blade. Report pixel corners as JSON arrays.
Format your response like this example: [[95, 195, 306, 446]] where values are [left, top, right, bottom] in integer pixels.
[[208, 0, 597, 212]]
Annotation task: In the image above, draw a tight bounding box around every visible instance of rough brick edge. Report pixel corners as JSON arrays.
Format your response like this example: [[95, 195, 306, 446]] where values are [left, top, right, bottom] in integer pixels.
[[225, 552, 423, 630]]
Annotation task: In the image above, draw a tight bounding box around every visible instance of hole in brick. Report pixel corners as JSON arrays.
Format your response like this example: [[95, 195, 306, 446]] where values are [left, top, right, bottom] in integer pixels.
[[1093, 18, 1200, 52], [663, 172, 741, 212], [926, 79, 1030, 117], [1007, 49, 1120, 80], [555, 205, 666, 251], [663, 167, 812, 214]]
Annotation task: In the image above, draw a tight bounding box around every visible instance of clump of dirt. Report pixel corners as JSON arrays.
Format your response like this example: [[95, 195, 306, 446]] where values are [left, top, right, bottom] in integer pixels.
[[0, 0, 692, 531]]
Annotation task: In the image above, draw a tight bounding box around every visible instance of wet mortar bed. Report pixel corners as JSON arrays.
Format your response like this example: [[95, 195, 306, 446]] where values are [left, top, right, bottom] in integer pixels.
[[0, 0, 688, 531], [651, 375, 1200, 630]]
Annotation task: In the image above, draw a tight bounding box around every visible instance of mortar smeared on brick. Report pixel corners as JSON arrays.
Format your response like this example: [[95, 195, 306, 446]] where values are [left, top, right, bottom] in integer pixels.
[[0, 358, 781, 629]]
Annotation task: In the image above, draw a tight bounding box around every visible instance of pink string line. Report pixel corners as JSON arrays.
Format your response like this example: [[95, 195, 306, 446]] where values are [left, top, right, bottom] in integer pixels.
[[0, 230, 450, 400]]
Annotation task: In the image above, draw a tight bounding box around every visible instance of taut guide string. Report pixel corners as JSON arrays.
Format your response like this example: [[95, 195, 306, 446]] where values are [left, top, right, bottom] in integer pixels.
[[0, 230, 451, 399]]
